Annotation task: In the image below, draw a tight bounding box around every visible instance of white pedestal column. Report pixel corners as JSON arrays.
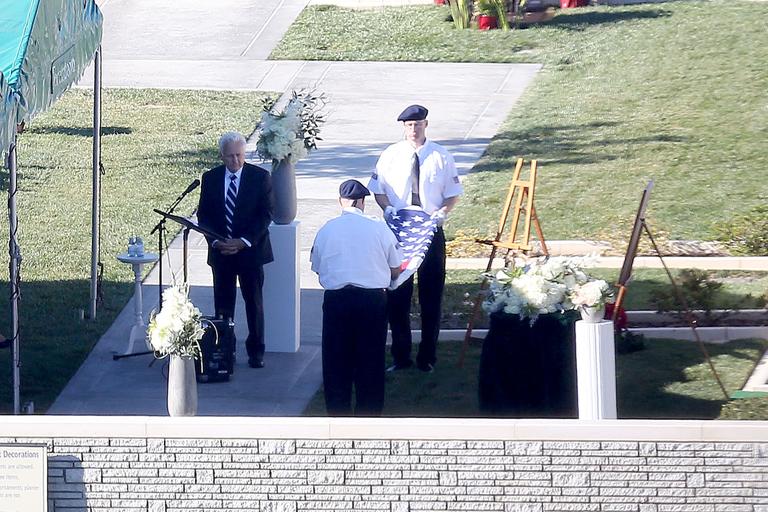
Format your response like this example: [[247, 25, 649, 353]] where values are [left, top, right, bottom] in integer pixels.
[[575, 319, 617, 420], [263, 221, 300, 353]]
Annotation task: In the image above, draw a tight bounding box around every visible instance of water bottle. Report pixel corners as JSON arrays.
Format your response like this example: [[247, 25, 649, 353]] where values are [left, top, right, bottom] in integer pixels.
[[135, 237, 144, 257], [128, 236, 137, 257]]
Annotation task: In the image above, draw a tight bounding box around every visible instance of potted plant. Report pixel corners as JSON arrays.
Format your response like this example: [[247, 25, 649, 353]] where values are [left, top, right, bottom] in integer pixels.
[[475, 0, 498, 29], [475, 0, 511, 30], [448, 0, 471, 29], [560, 0, 589, 8]]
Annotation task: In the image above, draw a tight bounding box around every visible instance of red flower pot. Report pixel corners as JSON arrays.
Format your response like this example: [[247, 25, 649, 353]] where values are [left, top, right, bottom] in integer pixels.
[[477, 14, 498, 30], [560, 0, 588, 7], [434, 0, 447, 4]]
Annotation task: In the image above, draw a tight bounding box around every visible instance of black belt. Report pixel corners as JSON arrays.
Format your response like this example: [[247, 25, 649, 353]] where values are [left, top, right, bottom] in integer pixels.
[[327, 285, 386, 293]]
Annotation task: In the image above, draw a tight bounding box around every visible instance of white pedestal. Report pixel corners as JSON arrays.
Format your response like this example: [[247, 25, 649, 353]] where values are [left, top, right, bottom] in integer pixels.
[[575, 320, 617, 420], [263, 221, 300, 353], [115, 252, 159, 356]]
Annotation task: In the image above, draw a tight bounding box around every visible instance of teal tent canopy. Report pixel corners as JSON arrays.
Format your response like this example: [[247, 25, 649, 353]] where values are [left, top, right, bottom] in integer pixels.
[[0, 71, 15, 158], [0, 0, 102, 124]]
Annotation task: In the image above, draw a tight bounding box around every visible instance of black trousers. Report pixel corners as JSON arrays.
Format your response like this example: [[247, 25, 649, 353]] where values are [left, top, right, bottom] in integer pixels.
[[322, 286, 388, 416], [388, 227, 446, 368], [211, 259, 265, 361]]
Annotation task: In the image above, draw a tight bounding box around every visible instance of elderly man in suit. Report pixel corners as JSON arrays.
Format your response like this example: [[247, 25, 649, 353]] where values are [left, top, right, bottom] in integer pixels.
[[197, 132, 274, 368]]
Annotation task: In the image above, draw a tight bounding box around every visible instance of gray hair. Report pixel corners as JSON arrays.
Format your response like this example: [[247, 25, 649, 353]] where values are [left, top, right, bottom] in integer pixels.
[[218, 131, 246, 154]]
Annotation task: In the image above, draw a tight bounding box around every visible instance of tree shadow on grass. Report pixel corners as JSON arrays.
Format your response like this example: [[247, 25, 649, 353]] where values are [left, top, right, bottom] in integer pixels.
[[473, 121, 691, 173], [27, 125, 133, 137], [160, 147, 220, 174], [548, 8, 673, 31]]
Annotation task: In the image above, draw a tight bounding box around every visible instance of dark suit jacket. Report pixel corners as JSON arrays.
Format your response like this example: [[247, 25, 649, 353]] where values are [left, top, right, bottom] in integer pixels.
[[197, 162, 274, 267]]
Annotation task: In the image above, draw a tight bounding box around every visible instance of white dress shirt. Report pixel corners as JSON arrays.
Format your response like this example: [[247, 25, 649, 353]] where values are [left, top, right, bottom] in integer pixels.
[[368, 139, 463, 214], [311, 207, 402, 290], [223, 166, 242, 195]]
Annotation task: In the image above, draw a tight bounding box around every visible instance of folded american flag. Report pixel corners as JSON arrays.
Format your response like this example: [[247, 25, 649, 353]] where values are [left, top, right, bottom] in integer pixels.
[[385, 206, 438, 290]]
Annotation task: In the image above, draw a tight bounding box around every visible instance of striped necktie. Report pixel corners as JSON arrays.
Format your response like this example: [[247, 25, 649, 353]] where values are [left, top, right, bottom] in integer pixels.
[[225, 172, 238, 237]]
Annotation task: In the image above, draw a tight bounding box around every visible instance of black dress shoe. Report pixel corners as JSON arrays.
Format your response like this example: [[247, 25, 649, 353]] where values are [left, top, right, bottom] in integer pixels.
[[248, 358, 265, 369], [386, 360, 414, 372], [417, 362, 434, 374]]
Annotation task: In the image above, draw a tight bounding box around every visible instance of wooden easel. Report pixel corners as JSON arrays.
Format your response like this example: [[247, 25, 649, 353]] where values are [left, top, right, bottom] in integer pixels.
[[613, 181, 729, 400], [457, 158, 548, 367]]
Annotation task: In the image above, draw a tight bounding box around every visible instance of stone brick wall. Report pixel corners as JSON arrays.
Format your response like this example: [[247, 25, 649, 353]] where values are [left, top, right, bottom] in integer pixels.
[[3, 418, 768, 512]]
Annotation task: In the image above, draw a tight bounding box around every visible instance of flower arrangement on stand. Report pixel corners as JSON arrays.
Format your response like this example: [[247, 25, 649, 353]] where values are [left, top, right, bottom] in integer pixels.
[[255, 90, 326, 224], [147, 284, 205, 416], [479, 255, 615, 417], [570, 278, 614, 323], [483, 255, 609, 324]]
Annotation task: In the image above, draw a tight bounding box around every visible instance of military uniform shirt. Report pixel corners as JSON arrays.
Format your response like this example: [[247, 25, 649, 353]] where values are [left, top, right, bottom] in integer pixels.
[[311, 207, 402, 290], [368, 139, 463, 214]]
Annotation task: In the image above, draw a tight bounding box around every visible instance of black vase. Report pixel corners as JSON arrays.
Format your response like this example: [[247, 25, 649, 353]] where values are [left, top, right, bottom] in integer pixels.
[[479, 311, 578, 418]]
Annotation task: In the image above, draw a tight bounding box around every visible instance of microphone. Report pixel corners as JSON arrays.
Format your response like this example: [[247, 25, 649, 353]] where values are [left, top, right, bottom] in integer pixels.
[[181, 179, 200, 198]]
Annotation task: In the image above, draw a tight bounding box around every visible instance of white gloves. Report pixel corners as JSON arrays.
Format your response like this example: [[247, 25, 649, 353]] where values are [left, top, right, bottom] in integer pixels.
[[431, 208, 447, 227], [384, 205, 396, 220]]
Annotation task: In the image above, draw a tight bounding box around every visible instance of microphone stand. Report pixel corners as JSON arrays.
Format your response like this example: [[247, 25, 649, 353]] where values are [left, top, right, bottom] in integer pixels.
[[150, 184, 196, 311]]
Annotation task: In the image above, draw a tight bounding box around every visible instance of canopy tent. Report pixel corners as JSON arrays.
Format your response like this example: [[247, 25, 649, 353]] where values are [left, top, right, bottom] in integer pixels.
[[0, 0, 102, 123], [0, 0, 103, 414]]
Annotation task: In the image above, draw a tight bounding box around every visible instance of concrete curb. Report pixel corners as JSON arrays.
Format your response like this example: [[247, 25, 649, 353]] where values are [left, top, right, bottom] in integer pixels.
[[417, 326, 768, 344], [447, 254, 768, 271]]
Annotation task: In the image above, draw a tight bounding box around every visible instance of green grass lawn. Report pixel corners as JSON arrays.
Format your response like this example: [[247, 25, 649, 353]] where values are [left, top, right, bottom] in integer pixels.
[[304, 337, 767, 419], [273, 1, 768, 248], [0, 88, 272, 413], [438, 268, 768, 329]]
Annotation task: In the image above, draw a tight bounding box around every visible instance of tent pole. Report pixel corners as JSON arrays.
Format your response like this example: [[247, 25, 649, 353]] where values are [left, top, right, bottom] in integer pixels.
[[90, 47, 102, 320], [8, 135, 21, 415]]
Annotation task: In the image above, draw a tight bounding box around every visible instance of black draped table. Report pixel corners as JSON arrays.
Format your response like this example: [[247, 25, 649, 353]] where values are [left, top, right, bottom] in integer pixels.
[[479, 311, 579, 418]]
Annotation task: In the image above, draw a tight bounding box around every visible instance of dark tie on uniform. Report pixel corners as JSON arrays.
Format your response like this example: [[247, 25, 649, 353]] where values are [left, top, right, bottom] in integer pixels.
[[225, 173, 237, 237], [410, 152, 422, 207]]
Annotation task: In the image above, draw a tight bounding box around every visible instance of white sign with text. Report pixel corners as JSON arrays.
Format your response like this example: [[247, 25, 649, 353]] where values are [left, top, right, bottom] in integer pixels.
[[0, 444, 47, 512]]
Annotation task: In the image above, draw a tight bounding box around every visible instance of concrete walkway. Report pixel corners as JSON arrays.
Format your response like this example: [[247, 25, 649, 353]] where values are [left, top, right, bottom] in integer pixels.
[[51, 1, 542, 415]]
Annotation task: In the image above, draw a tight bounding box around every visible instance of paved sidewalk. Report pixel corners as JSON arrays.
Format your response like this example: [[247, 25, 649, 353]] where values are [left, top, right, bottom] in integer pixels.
[[52, 1, 542, 415]]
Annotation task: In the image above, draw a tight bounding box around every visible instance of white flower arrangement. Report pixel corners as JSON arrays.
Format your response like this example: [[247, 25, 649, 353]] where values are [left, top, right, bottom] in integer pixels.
[[146, 284, 205, 359], [570, 279, 614, 309], [483, 256, 613, 324], [255, 90, 326, 165]]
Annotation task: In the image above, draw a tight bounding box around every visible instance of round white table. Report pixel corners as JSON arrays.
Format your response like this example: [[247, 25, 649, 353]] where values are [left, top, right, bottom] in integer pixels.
[[116, 252, 159, 357]]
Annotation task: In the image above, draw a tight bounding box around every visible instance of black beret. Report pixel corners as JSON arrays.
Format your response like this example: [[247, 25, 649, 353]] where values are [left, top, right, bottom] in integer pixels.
[[397, 104, 428, 122], [339, 179, 370, 200]]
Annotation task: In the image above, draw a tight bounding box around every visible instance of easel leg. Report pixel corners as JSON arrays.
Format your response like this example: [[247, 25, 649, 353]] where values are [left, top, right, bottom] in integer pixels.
[[458, 246, 499, 368], [643, 222, 730, 401]]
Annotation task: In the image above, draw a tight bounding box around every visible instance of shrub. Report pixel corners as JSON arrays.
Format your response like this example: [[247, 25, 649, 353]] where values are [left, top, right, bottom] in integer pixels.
[[653, 269, 745, 327], [714, 204, 768, 256]]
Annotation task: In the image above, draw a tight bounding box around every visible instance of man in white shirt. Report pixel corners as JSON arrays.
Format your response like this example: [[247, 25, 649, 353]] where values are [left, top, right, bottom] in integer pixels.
[[368, 105, 463, 373], [311, 179, 402, 416]]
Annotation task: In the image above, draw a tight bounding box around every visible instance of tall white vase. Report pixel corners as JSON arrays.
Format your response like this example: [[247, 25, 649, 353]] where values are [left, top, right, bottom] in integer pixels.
[[271, 158, 297, 225], [167, 355, 198, 416]]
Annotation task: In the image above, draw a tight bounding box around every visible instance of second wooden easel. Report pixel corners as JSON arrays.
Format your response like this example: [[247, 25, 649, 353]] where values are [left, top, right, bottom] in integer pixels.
[[457, 158, 548, 367]]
